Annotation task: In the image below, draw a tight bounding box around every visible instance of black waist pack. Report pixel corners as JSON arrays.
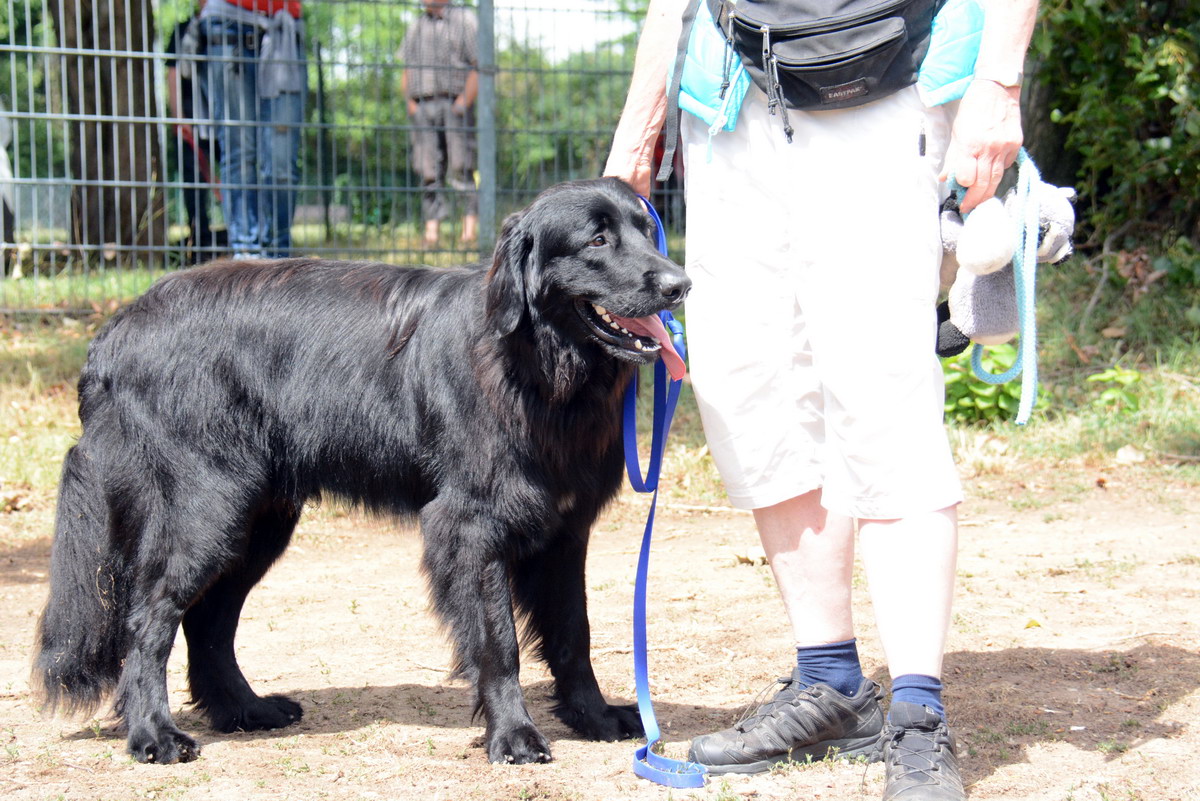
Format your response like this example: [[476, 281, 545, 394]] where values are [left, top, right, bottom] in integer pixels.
[[709, 0, 940, 137]]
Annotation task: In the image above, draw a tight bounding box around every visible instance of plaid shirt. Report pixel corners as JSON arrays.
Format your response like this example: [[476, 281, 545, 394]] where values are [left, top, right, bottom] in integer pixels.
[[400, 6, 478, 99]]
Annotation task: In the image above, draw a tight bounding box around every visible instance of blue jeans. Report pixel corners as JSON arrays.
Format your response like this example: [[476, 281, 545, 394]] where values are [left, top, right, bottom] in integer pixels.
[[203, 17, 305, 258]]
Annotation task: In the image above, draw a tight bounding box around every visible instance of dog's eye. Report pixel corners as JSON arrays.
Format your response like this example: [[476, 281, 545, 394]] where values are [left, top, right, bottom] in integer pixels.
[[588, 235, 607, 248]]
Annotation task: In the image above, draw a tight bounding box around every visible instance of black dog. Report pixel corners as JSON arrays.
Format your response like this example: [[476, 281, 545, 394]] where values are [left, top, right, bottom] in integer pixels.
[[33, 178, 690, 765]]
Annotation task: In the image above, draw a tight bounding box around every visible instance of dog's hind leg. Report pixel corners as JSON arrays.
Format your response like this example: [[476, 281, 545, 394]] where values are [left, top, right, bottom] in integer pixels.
[[114, 485, 271, 764], [116, 597, 203, 764], [514, 528, 642, 742], [420, 499, 552, 764], [114, 513, 231, 763], [182, 500, 303, 734]]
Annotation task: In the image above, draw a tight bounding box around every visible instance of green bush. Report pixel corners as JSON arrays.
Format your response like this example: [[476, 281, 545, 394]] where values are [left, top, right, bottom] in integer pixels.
[[1032, 2, 1200, 250]]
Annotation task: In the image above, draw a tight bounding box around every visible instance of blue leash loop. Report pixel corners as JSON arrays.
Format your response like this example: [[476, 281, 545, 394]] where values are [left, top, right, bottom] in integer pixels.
[[622, 197, 707, 788], [951, 148, 1041, 425]]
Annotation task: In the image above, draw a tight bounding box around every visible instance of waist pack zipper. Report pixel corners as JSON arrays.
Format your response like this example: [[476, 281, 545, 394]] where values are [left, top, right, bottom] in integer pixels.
[[773, 25, 905, 68], [760, 24, 795, 142], [728, 0, 913, 38]]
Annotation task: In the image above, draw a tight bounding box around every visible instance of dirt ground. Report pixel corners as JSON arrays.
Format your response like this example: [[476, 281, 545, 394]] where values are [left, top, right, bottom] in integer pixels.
[[1, 464, 1198, 801]]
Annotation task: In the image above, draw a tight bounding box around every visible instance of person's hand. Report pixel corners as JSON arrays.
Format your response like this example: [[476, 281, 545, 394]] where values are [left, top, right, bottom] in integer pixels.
[[453, 95, 469, 115], [940, 78, 1024, 213], [407, 98, 419, 117], [603, 154, 655, 199]]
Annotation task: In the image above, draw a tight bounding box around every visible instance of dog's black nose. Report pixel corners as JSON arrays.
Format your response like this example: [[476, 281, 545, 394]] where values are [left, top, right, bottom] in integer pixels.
[[658, 272, 691, 305]]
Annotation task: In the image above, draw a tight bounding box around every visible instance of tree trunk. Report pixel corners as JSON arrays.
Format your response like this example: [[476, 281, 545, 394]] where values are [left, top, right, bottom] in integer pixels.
[[1022, 53, 1079, 192], [49, 0, 166, 265]]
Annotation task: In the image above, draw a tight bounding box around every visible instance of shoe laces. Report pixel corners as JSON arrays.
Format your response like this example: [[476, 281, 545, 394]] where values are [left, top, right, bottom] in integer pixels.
[[734, 671, 812, 733], [885, 724, 953, 783]]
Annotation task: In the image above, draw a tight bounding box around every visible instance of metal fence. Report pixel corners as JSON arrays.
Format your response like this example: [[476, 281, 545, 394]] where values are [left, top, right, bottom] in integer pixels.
[[0, 0, 682, 311]]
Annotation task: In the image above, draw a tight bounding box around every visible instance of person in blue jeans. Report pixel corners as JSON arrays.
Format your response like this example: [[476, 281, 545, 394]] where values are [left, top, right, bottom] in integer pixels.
[[201, 0, 306, 259]]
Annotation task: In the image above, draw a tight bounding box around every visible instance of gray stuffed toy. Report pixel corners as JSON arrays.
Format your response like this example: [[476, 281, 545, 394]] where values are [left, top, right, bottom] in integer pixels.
[[936, 180, 1077, 358]]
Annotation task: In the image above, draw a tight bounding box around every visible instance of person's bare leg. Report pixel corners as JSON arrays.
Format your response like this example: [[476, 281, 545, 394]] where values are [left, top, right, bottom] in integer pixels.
[[688, 489, 881, 773], [460, 213, 478, 245], [862, 506, 963, 801], [753, 489, 856, 646], [857, 505, 958, 680]]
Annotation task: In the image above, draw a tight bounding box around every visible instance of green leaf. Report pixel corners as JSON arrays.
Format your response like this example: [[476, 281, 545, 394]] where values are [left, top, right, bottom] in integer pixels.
[[971, 384, 1001, 399]]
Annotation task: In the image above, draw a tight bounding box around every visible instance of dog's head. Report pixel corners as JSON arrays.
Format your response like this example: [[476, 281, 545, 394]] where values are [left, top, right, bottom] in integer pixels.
[[485, 178, 691, 377]]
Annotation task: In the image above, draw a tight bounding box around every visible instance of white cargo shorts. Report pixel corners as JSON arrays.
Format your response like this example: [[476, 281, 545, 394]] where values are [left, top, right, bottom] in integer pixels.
[[681, 85, 963, 519]]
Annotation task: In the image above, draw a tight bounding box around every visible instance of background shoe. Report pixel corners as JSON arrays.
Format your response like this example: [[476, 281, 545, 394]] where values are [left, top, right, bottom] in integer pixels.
[[880, 702, 965, 801], [688, 673, 883, 775]]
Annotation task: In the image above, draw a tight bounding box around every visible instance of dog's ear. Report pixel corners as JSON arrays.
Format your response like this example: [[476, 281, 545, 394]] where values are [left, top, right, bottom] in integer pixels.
[[486, 211, 540, 336]]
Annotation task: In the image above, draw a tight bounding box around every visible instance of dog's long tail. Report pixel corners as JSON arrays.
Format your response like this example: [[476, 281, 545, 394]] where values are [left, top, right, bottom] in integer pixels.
[[33, 439, 129, 715]]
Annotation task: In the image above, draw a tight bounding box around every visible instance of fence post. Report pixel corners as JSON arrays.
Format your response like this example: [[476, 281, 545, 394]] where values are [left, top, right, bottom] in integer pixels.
[[477, 0, 497, 252], [315, 39, 332, 242]]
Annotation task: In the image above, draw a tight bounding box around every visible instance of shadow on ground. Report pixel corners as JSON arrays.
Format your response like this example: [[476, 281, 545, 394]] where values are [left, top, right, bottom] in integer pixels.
[[865, 643, 1199, 784]]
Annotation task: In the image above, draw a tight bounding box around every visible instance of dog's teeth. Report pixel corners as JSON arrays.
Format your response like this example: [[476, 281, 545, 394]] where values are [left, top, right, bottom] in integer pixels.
[[609, 321, 620, 330], [602, 313, 613, 323], [593, 304, 607, 315], [620, 327, 630, 335], [634, 340, 644, 350]]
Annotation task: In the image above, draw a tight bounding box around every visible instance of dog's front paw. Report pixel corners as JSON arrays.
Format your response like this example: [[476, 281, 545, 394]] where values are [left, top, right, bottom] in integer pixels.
[[207, 694, 304, 733], [605, 703, 644, 740], [127, 724, 201, 764], [563, 702, 642, 741], [486, 723, 553, 764]]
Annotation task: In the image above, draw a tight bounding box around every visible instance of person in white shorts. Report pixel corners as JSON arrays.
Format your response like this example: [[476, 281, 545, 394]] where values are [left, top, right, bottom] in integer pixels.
[[605, 1, 1039, 799]]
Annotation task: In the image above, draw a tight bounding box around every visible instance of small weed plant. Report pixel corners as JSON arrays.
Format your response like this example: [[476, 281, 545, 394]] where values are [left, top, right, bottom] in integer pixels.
[[1086, 366, 1143, 413], [942, 344, 1027, 425]]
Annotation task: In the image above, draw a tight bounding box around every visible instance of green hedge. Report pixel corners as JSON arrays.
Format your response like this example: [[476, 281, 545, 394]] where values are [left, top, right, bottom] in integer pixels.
[[1031, 1, 1199, 253]]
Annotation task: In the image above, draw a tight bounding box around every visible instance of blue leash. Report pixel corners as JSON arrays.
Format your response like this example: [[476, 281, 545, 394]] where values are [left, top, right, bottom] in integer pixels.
[[623, 197, 707, 788], [952, 148, 1041, 425]]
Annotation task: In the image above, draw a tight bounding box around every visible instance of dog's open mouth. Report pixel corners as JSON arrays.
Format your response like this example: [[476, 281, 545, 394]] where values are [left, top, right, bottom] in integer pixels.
[[575, 300, 686, 380]]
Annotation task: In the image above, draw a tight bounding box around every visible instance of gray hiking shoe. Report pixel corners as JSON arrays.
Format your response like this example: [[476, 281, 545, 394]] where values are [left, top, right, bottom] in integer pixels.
[[687, 672, 883, 775], [880, 702, 965, 801]]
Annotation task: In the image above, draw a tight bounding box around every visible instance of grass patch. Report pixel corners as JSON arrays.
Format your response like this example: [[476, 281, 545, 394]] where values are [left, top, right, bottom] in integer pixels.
[[1001, 356, 1200, 465], [1005, 720, 1050, 738], [0, 316, 92, 495], [0, 224, 492, 312], [0, 267, 168, 312], [946, 256, 1200, 474], [290, 222, 490, 267]]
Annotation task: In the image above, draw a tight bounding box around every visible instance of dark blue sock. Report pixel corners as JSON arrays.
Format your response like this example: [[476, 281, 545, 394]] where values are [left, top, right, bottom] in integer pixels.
[[795, 638, 865, 698], [890, 674, 945, 721]]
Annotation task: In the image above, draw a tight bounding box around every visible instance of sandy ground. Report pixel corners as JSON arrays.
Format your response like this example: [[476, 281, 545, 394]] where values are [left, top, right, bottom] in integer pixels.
[[1, 465, 1198, 801]]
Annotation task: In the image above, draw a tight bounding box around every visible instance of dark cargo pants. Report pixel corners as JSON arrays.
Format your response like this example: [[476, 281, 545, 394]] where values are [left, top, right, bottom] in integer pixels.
[[409, 97, 478, 223]]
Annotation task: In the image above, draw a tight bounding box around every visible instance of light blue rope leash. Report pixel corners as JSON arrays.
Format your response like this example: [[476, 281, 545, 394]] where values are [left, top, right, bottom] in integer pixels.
[[951, 148, 1042, 425]]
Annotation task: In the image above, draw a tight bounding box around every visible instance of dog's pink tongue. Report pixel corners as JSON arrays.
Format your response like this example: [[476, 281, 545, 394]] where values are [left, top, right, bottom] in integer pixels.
[[612, 313, 686, 381]]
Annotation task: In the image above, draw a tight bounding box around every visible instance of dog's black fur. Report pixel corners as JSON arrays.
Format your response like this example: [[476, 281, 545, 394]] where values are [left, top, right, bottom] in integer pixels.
[[33, 178, 690, 765]]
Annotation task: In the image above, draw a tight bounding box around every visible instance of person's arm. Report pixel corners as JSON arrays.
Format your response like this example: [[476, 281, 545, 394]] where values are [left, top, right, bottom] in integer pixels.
[[456, 70, 478, 112], [940, 0, 1040, 212], [168, 65, 182, 120], [603, 0, 689, 196], [455, 10, 480, 112], [403, 67, 421, 117], [400, 27, 418, 117], [166, 65, 194, 141]]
